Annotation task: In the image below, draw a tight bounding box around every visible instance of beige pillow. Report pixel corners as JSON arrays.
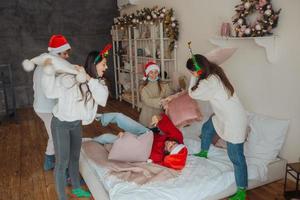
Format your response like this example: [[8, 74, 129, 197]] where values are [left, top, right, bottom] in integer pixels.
[[108, 131, 153, 162]]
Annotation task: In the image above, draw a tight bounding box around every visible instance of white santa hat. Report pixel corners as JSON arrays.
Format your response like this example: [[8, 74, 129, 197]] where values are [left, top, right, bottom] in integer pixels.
[[143, 61, 160, 81], [48, 34, 71, 54]]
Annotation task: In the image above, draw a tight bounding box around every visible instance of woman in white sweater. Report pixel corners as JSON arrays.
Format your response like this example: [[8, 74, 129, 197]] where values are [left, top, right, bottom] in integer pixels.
[[42, 49, 109, 200], [33, 34, 70, 171], [186, 54, 248, 200]]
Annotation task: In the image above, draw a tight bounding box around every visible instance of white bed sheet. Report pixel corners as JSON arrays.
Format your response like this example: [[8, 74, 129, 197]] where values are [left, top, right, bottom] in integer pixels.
[[81, 138, 269, 200]]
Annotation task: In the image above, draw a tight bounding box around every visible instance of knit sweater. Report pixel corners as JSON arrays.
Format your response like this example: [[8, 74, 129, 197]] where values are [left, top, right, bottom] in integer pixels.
[[139, 81, 172, 126], [42, 73, 108, 125], [188, 75, 247, 144], [33, 66, 56, 113]]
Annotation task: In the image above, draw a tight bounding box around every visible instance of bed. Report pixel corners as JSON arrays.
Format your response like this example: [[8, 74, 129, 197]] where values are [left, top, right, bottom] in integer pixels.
[[79, 99, 289, 200], [79, 137, 286, 200]]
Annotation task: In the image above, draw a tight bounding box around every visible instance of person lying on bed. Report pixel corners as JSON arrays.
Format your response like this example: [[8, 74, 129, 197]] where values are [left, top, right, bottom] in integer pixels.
[[93, 112, 188, 170]]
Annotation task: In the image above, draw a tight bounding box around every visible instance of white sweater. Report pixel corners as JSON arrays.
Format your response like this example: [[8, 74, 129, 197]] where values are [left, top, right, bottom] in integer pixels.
[[188, 75, 247, 144], [33, 66, 56, 113], [42, 73, 108, 125]]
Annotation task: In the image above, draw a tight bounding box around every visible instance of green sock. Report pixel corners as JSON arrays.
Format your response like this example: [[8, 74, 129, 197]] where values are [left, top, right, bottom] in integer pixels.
[[193, 150, 208, 158], [72, 188, 91, 198], [229, 188, 246, 200]]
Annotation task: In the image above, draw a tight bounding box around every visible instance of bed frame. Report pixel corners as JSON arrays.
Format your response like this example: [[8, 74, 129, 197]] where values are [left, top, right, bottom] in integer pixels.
[[79, 149, 287, 200]]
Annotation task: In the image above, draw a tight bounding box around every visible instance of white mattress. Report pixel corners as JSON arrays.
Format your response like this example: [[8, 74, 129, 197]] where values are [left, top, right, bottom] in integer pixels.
[[79, 138, 286, 200]]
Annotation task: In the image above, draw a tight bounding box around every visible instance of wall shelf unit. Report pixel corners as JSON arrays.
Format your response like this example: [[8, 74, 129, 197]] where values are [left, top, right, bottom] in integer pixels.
[[209, 35, 278, 63]]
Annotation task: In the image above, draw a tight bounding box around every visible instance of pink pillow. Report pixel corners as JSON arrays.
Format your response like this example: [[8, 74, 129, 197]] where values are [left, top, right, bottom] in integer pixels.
[[166, 91, 203, 128], [108, 131, 153, 162], [204, 47, 237, 65]]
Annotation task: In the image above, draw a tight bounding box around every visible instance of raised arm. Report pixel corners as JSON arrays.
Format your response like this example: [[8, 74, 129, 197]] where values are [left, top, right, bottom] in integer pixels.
[[41, 72, 63, 99], [87, 78, 109, 107], [156, 114, 183, 144], [188, 75, 218, 101]]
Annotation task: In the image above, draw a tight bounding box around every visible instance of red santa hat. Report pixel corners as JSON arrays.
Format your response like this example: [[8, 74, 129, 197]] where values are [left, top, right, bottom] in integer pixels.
[[143, 61, 160, 81], [48, 35, 71, 54], [163, 144, 188, 170]]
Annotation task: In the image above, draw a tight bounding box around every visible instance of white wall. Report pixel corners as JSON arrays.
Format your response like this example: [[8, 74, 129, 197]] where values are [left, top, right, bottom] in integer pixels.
[[121, 0, 300, 162]]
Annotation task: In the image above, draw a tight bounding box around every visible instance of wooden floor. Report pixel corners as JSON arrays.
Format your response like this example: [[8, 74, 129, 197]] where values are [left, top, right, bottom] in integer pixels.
[[0, 99, 294, 200]]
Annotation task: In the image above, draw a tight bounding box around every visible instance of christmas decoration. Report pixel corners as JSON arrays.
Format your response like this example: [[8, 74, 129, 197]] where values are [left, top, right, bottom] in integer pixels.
[[94, 43, 112, 64], [187, 41, 203, 76], [232, 0, 281, 37], [114, 6, 179, 51]]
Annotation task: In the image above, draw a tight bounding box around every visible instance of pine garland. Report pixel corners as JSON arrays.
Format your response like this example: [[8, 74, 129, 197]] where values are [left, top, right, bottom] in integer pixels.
[[114, 6, 179, 51]]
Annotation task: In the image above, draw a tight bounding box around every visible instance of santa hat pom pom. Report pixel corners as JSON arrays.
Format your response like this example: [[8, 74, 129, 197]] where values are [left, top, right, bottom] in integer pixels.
[[76, 72, 87, 83], [22, 59, 35, 72]]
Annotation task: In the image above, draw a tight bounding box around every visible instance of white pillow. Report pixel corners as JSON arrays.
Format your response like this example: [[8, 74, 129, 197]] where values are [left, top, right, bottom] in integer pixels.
[[204, 47, 237, 65], [244, 113, 289, 163]]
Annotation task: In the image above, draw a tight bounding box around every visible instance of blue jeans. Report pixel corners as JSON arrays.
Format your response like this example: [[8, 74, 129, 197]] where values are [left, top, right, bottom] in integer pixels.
[[94, 113, 149, 144], [201, 116, 248, 188]]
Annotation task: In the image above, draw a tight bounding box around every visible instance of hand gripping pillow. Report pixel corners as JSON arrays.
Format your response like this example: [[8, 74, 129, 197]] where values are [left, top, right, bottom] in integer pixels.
[[22, 53, 86, 83], [166, 91, 203, 128], [108, 131, 153, 162]]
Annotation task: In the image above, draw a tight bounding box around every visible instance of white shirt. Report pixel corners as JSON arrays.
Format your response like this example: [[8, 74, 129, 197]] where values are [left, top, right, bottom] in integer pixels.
[[188, 75, 247, 144], [33, 66, 56, 113], [42, 73, 108, 125]]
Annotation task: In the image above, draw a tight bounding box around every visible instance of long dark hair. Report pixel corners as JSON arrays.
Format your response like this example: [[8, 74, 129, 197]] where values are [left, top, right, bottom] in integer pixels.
[[186, 54, 234, 96], [79, 51, 103, 105]]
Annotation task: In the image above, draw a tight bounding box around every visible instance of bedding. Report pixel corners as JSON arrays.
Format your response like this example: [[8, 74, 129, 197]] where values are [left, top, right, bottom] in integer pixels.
[[81, 138, 271, 200], [82, 141, 178, 185], [79, 102, 289, 200]]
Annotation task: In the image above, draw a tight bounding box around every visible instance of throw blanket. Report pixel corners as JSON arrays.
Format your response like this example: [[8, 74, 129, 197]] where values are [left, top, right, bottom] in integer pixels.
[[82, 141, 179, 185]]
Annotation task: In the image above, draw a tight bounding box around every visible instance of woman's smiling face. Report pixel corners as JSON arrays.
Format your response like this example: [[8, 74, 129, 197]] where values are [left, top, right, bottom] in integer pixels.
[[96, 58, 108, 77], [148, 70, 159, 81], [164, 140, 178, 153]]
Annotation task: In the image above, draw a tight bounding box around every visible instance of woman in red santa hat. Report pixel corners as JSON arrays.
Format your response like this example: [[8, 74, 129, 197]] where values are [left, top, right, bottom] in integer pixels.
[[41, 41, 111, 200], [33, 35, 71, 171], [139, 61, 172, 126]]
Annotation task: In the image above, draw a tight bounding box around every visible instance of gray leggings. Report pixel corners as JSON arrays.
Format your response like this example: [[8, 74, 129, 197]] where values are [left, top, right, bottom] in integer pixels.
[[51, 116, 82, 200]]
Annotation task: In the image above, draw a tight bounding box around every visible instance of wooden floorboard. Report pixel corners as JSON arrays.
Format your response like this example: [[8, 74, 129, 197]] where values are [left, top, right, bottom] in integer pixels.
[[0, 98, 295, 200]]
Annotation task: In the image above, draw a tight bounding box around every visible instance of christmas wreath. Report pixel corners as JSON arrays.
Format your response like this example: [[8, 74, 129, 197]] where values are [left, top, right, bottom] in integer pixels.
[[114, 6, 179, 51], [232, 0, 281, 37]]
